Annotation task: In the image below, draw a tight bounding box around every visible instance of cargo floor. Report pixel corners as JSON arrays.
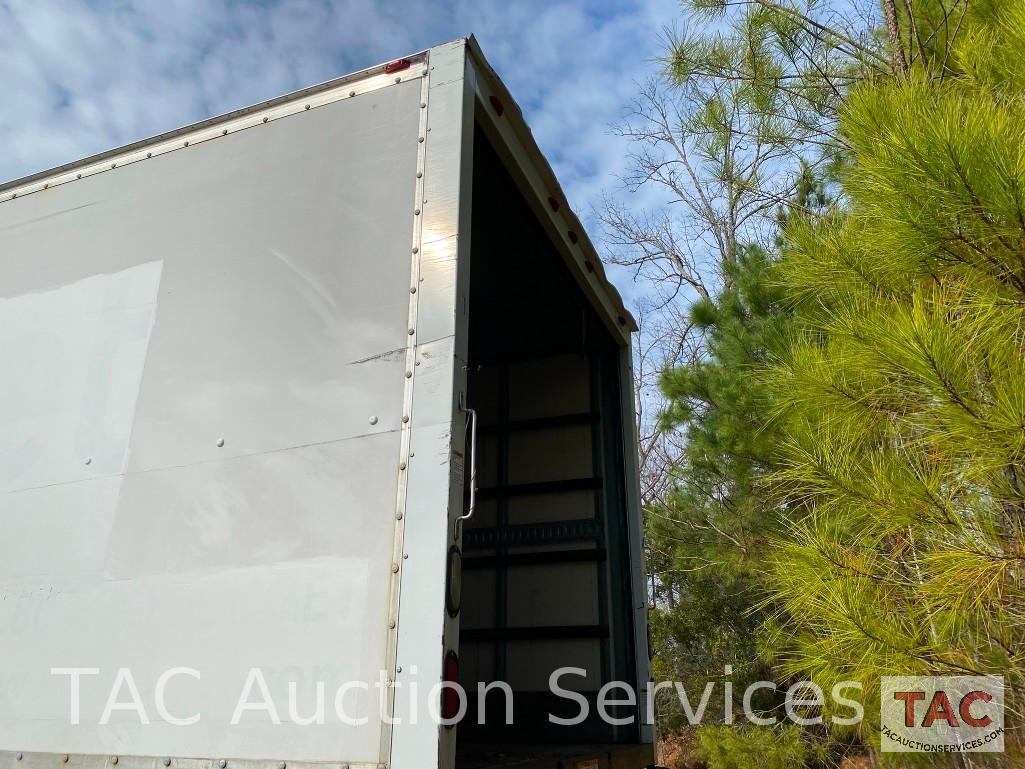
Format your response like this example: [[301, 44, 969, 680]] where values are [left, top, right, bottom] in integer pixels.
[[455, 743, 654, 769]]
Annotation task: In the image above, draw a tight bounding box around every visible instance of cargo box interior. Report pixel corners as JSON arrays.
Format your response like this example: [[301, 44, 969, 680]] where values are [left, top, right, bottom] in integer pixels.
[[454, 123, 644, 767]]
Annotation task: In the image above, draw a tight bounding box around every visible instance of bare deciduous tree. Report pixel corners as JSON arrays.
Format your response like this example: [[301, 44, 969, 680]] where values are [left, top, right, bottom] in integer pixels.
[[601, 0, 890, 604]]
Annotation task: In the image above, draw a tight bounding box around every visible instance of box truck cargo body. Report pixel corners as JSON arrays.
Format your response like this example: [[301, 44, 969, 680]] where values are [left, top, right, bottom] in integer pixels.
[[0, 39, 653, 769]]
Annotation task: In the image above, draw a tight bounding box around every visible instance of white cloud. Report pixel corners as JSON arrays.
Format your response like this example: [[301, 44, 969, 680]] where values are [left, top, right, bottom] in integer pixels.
[[0, 0, 677, 296]]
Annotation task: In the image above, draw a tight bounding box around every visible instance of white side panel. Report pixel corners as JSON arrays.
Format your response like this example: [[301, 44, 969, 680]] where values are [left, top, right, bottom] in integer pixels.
[[0, 262, 160, 496], [0, 78, 424, 765], [389, 40, 474, 769]]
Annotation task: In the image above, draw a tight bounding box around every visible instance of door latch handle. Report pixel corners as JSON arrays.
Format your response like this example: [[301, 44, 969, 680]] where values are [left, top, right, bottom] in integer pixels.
[[455, 405, 478, 538]]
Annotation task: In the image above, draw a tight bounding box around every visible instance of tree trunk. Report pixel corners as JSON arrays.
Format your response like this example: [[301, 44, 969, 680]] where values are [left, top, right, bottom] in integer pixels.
[[881, 0, 908, 72]]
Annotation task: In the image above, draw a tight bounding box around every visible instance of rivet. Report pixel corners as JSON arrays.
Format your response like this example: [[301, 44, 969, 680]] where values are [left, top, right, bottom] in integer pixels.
[[408, 328, 415, 336], [10, 193, 16, 199], [410, 287, 416, 294], [219, 761, 227, 768], [147, 153, 152, 158], [163, 760, 171, 767], [388, 620, 396, 629], [416, 171, 423, 179], [84, 457, 92, 466], [44, 183, 49, 189], [394, 77, 401, 83], [62, 756, 69, 764], [396, 665, 403, 672], [391, 564, 399, 573], [415, 360, 421, 367], [263, 117, 269, 123], [422, 68, 428, 76], [420, 102, 427, 109], [17, 754, 23, 761], [405, 371, 412, 379], [111, 163, 116, 169], [369, 415, 379, 425], [414, 208, 420, 215], [305, 104, 311, 110], [349, 90, 356, 97], [412, 247, 419, 254], [77, 174, 82, 179], [216, 438, 225, 447], [396, 512, 403, 520], [399, 462, 407, 470], [403, 553, 409, 560], [183, 141, 189, 147], [418, 137, 425, 143], [278, 763, 286, 769], [222, 129, 228, 136], [402, 415, 410, 423], [112, 757, 119, 765]]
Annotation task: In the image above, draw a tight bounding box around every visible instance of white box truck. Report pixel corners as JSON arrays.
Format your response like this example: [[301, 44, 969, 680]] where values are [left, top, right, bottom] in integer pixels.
[[0, 38, 654, 769]]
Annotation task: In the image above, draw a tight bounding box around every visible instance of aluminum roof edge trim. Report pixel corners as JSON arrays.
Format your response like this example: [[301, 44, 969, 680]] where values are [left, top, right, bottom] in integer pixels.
[[462, 36, 637, 338], [0, 50, 429, 201]]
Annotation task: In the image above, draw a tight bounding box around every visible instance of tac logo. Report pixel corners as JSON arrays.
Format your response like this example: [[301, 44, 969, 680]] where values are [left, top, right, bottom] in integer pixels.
[[880, 676, 1004, 753]]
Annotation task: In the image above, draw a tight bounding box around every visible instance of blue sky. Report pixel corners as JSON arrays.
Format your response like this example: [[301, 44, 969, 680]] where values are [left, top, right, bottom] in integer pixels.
[[0, 0, 679, 298]]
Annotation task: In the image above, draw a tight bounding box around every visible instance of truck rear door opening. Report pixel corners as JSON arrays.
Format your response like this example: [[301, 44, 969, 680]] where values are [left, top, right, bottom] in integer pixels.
[[455, 129, 647, 768]]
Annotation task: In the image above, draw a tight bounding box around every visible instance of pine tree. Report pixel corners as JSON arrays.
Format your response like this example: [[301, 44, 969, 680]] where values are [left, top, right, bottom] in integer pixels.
[[622, 1, 1021, 765], [765, 2, 1025, 761], [649, 244, 792, 732]]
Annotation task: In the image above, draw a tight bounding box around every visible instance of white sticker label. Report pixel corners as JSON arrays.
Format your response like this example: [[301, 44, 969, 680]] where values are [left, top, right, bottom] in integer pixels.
[[451, 450, 464, 489]]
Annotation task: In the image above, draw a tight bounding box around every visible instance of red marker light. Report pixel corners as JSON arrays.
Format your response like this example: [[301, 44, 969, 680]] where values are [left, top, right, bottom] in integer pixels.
[[489, 95, 505, 116], [385, 58, 412, 74], [568, 230, 579, 244], [441, 651, 461, 725], [547, 196, 560, 212]]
